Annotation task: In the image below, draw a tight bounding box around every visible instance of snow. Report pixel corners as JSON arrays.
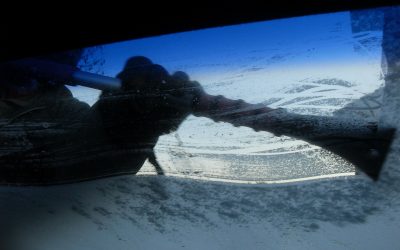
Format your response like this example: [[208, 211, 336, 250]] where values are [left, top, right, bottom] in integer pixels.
[[2, 9, 400, 250], [1, 174, 400, 250]]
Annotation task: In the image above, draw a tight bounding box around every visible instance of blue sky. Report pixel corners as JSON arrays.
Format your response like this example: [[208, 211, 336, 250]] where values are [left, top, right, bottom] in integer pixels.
[[99, 11, 355, 77], [71, 9, 383, 106]]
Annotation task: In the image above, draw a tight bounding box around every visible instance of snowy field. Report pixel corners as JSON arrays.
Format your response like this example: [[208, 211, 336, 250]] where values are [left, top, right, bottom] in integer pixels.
[[2, 10, 400, 250]]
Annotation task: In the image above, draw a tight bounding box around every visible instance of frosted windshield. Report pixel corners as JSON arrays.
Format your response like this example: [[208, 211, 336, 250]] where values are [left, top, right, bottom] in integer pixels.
[[70, 10, 384, 183]]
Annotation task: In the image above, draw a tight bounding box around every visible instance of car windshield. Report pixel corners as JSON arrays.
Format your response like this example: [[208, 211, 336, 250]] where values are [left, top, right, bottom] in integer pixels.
[[67, 9, 384, 183], [1, 5, 400, 250]]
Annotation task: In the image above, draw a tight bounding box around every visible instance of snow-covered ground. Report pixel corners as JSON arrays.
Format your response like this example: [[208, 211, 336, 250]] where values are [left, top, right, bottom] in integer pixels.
[[2, 10, 400, 250]]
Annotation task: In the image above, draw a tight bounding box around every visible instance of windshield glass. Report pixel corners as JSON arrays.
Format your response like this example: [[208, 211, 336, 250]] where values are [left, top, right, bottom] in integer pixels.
[[68, 9, 384, 183], [2, 5, 400, 250]]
